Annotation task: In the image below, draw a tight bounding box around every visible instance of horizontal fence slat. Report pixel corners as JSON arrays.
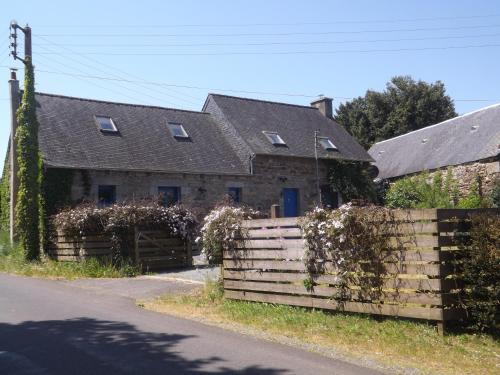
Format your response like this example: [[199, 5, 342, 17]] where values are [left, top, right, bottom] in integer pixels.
[[225, 290, 445, 321], [223, 259, 446, 276], [241, 217, 298, 228], [247, 227, 302, 238], [238, 239, 304, 250], [223, 270, 449, 291], [224, 280, 448, 305]]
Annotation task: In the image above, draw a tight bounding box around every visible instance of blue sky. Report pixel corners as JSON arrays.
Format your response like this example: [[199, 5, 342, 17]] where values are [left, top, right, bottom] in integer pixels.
[[1, 0, 500, 171]]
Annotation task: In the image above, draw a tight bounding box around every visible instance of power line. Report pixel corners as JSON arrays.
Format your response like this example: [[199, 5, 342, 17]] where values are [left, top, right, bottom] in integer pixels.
[[35, 35, 203, 104], [34, 23, 500, 38], [35, 42, 200, 107], [34, 43, 500, 56], [31, 13, 500, 27], [2, 65, 497, 103], [32, 32, 500, 48]]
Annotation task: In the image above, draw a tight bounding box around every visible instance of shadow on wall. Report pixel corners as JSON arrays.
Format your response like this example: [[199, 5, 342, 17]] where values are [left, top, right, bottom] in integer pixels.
[[0, 317, 288, 375]]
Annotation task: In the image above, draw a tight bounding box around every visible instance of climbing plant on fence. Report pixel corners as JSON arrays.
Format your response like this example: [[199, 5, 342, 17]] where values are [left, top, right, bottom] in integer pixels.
[[15, 58, 41, 260], [197, 204, 261, 265], [52, 203, 197, 265], [299, 204, 408, 303]]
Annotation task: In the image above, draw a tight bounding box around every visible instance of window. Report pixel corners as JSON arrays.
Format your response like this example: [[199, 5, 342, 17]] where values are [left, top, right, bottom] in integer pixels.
[[263, 131, 286, 146], [98, 185, 116, 207], [228, 187, 242, 203], [95, 116, 118, 132], [318, 137, 337, 150], [168, 123, 189, 138], [158, 186, 180, 206]]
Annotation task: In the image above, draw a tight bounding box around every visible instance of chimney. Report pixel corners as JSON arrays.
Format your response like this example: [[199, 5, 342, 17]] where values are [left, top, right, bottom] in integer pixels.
[[9, 69, 20, 243], [311, 96, 333, 119]]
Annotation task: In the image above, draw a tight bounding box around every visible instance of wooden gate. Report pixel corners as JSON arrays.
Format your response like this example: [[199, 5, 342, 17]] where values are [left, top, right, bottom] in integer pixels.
[[134, 228, 192, 271]]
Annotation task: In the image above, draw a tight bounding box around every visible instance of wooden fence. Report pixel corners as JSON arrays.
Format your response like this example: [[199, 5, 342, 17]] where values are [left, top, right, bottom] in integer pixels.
[[47, 228, 192, 270], [223, 208, 499, 332]]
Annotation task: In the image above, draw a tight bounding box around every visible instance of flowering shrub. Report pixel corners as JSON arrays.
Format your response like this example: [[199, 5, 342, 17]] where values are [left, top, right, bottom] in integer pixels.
[[299, 204, 404, 302], [197, 205, 261, 265], [52, 203, 197, 263]]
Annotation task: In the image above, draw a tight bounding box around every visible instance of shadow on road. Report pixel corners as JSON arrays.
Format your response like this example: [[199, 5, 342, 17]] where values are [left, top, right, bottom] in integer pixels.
[[0, 317, 288, 374]]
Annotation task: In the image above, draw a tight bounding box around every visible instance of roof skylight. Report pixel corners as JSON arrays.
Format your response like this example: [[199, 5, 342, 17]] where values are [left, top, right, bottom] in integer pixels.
[[168, 122, 189, 138], [95, 116, 117, 132], [263, 131, 286, 146], [318, 137, 337, 151]]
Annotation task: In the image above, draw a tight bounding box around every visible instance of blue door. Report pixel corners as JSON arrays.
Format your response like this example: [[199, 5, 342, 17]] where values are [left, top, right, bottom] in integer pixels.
[[283, 188, 299, 217]]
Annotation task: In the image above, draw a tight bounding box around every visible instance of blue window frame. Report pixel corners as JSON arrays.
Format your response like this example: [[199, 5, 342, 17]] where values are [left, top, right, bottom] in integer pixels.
[[158, 186, 180, 206], [98, 185, 116, 207], [228, 187, 242, 203]]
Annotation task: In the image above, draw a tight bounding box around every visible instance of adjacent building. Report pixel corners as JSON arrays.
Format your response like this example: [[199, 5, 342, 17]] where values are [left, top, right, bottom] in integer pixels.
[[368, 103, 500, 196]]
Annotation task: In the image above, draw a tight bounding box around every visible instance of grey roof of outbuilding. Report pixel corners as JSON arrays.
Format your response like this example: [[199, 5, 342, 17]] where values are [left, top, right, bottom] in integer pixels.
[[203, 94, 373, 162], [368, 103, 500, 179], [35, 93, 249, 175]]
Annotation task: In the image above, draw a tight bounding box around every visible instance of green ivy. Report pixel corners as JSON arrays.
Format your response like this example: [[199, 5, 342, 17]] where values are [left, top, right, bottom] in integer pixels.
[[40, 167, 74, 248], [0, 154, 10, 231], [15, 58, 41, 260]]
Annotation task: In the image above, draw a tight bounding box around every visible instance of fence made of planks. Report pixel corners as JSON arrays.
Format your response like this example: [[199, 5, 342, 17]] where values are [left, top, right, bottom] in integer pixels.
[[47, 228, 192, 270], [223, 208, 499, 332]]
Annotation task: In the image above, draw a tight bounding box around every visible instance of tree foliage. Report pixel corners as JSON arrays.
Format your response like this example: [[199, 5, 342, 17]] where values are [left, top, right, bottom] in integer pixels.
[[15, 58, 41, 260], [327, 160, 377, 203], [334, 76, 457, 148]]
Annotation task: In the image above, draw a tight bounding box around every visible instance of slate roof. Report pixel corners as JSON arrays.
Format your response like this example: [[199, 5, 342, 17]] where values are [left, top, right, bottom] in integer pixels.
[[35, 93, 248, 175], [368, 103, 500, 180], [203, 94, 373, 162]]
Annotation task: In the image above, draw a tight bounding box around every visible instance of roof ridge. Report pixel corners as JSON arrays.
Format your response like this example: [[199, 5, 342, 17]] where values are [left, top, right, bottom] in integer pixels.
[[372, 102, 500, 146], [208, 93, 316, 110], [34, 91, 209, 115]]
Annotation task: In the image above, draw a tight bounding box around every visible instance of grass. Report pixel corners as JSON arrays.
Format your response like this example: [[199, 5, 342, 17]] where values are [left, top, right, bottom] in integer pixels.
[[0, 230, 139, 279], [143, 279, 500, 375]]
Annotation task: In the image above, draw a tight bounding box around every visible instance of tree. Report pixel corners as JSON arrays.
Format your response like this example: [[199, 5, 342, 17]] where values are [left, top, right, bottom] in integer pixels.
[[15, 57, 41, 260], [334, 76, 457, 148]]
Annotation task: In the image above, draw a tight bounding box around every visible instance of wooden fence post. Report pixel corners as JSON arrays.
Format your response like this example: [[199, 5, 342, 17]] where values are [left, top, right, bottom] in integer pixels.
[[134, 226, 140, 265], [271, 204, 280, 219]]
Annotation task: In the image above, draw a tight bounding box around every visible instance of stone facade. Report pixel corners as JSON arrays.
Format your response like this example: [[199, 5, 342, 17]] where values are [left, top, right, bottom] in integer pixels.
[[405, 158, 499, 199], [68, 155, 334, 219]]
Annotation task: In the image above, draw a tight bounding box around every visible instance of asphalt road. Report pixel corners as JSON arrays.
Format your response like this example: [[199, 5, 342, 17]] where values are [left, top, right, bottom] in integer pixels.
[[0, 273, 384, 375]]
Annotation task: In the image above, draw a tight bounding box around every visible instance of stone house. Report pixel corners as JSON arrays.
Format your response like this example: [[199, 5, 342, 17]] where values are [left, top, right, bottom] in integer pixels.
[[368, 103, 500, 197], [5, 73, 372, 234]]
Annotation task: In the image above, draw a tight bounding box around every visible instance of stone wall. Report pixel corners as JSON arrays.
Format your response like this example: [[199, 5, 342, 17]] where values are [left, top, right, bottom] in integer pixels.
[[425, 158, 499, 198], [68, 155, 332, 218]]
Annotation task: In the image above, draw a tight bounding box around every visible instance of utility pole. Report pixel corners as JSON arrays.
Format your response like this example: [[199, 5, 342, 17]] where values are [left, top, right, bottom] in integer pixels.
[[8, 21, 32, 244]]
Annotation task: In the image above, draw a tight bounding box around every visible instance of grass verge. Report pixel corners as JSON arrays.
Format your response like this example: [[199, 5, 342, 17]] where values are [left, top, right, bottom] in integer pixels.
[[142, 279, 499, 375], [0, 230, 139, 279]]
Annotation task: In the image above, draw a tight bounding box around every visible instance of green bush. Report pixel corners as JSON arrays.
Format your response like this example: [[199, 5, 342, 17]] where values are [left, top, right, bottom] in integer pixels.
[[385, 169, 490, 209], [457, 214, 500, 332], [385, 170, 457, 209], [490, 178, 500, 207]]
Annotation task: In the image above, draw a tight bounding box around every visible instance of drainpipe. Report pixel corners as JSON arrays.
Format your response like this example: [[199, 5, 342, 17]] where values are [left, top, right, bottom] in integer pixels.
[[249, 154, 256, 175], [9, 69, 20, 244]]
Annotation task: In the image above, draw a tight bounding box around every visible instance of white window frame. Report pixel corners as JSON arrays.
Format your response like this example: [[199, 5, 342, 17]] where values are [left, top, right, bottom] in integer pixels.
[[168, 122, 189, 138], [95, 115, 118, 133], [318, 137, 337, 150], [263, 131, 286, 146]]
